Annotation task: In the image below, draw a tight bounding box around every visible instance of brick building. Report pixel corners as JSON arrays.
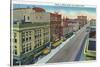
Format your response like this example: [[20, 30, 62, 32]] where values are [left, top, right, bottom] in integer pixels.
[[50, 12, 63, 48], [77, 15, 87, 28]]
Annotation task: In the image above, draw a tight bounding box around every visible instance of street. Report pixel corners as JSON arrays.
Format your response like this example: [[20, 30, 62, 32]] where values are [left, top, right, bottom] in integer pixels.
[[47, 26, 88, 63]]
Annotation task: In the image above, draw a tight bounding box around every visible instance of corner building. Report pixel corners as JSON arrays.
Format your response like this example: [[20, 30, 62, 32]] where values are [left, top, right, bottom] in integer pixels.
[[13, 7, 50, 65]]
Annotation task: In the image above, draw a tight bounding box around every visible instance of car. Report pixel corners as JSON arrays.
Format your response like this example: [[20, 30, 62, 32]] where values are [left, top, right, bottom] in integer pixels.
[[42, 48, 51, 55]]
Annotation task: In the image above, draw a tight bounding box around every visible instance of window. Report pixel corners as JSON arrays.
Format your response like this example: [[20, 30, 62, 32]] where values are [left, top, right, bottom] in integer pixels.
[[88, 41, 96, 51], [14, 33, 16, 38], [28, 43, 31, 51], [15, 46, 17, 48], [35, 35, 37, 38], [14, 49, 17, 55], [14, 33, 17, 43], [27, 16, 30, 20], [26, 38, 28, 42], [22, 48, 25, 53], [26, 32, 28, 36], [89, 31, 96, 38], [35, 42, 39, 48], [29, 47, 31, 50], [39, 41, 41, 46], [90, 28, 96, 32], [38, 43, 40, 47], [22, 38, 25, 43], [29, 37, 31, 40], [44, 39, 46, 44], [26, 47, 28, 52], [14, 39, 17, 43], [22, 44, 25, 48]]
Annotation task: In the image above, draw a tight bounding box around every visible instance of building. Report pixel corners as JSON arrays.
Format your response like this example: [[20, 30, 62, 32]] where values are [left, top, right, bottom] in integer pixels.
[[50, 12, 63, 48], [62, 17, 69, 40], [77, 15, 87, 28], [67, 19, 79, 32], [13, 7, 51, 65], [62, 17, 80, 40], [13, 7, 50, 23], [84, 19, 96, 60]]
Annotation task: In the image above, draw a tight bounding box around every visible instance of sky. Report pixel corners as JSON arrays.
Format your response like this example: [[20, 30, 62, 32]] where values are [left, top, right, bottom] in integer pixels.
[[13, 4, 96, 20]]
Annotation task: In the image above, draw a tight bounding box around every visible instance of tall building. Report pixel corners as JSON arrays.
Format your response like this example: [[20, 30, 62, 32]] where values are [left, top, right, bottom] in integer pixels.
[[84, 19, 96, 60], [62, 17, 69, 40], [77, 15, 87, 28], [13, 7, 51, 65], [50, 12, 63, 48]]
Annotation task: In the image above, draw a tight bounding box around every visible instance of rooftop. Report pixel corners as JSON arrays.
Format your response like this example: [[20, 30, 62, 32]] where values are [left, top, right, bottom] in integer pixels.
[[32, 7, 45, 12], [14, 7, 46, 12], [50, 13, 61, 17], [13, 21, 49, 29]]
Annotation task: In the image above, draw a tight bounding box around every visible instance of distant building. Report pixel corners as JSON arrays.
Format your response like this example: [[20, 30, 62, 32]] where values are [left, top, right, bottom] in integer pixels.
[[77, 15, 87, 28], [67, 19, 79, 32], [13, 7, 51, 65], [62, 17, 80, 40]]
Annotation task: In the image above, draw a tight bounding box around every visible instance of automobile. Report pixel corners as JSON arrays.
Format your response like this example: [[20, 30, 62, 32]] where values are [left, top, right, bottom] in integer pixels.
[[42, 48, 51, 55]]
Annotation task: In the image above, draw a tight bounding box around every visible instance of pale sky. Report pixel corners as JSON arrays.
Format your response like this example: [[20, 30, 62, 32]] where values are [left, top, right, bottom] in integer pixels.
[[13, 4, 96, 20]]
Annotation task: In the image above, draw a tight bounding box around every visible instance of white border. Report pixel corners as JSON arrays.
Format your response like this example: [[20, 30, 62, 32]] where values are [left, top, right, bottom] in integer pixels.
[[0, 0, 100, 67], [13, 0, 96, 8], [11, 0, 97, 67]]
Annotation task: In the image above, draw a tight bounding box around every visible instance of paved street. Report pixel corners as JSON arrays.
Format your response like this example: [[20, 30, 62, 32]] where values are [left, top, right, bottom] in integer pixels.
[[47, 26, 88, 63]]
